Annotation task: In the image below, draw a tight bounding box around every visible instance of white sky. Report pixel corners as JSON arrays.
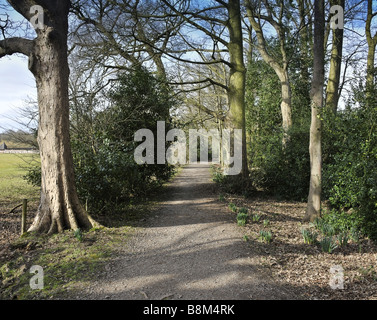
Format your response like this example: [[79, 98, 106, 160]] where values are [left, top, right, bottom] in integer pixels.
[[0, 55, 37, 131], [0, 0, 37, 131]]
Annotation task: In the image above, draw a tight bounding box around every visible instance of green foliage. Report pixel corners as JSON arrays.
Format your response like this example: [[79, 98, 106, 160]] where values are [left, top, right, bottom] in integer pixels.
[[319, 237, 338, 254], [320, 210, 361, 235], [238, 207, 248, 214], [228, 203, 237, 213], [322, 87, 377, 241], [248, 125, 310, 200], [245, 51, 311, 201], [263, 219, 270, 227], [301, 228, 318, 245], [236, 212, 248, 226], [24, 66, 176, 215], [337, 232, 349, 247], [258, 230, 273, 243], [74, 229, 83, 242], [252, 213, 261, 222], [350, 227, 362, 243], [320, 223, 336, 237], [23, 165, 41, 188]]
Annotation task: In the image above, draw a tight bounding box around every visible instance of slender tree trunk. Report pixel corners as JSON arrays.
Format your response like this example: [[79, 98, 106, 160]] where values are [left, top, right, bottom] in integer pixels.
[[298, 0, 310, 82], [245, 1, 293, 145], [227, 0, 248, 178], [305, 0, 325, 222], [25, 1, 94, 234], [326, 0, 344, 114], [366, 43, 376, 91], [276, 68, 293, 144], [366, 0, 377, 102]]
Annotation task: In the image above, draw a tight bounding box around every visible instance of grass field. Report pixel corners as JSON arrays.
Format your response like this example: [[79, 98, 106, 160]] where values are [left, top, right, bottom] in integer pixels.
[[0, 154, 40, 208], [0, 153, 41, 265]]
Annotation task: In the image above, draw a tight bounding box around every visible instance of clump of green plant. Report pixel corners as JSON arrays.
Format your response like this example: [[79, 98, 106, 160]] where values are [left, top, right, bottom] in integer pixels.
[[311, 217, 324, 230], [311, 217, 337, 236], [219, 194, 225, 202], [238, 207, 248, 214], [301, 228, 318, 244], [319, 236, 338, 253], [259, 230, 272, 243], [74, 228, 83, 242], [228, 203, 238, 213], [337, 231, 349, 247], [243, 235, 249, 242], [237, 212, 248, 226], [252, 213, 261, 222], [321, 223, 336, 237], [350, 227, 362, 243], [263, 219, 270, 227]]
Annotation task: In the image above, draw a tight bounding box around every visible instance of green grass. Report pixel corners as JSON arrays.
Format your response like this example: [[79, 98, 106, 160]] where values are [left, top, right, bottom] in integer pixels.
[[0, 226, 136, 299], [0, 154, 40, 205], [0, 153, 176, 299]]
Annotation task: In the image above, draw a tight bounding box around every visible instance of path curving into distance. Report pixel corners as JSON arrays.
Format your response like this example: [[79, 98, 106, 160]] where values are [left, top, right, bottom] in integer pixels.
[[78, 164, 300, 300]]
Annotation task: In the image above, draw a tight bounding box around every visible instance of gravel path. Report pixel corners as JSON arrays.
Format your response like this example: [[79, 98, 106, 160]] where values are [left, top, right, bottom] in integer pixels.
[[79, 164, 300, 300]]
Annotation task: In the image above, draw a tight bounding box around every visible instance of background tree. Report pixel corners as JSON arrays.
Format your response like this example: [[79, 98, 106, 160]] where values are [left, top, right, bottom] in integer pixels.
[[245, 0, 294, 144], [325, 0, 345, 114], [365, 0, 377, 103], [160, 0, 249, 177], [305, 0, 325, 222]]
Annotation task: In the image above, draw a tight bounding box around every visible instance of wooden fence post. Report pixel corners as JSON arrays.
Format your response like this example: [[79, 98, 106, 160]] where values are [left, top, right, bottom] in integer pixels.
[[21, 199, 27, 236]]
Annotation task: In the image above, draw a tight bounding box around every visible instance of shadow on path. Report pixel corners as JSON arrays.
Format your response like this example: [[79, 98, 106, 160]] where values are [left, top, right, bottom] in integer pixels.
[[80, 164, 304, 300]]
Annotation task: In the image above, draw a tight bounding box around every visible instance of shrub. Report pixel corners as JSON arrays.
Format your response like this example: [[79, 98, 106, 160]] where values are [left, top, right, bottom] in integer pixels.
[[25, 66, 176, 215], [322, 103, 377, 241]]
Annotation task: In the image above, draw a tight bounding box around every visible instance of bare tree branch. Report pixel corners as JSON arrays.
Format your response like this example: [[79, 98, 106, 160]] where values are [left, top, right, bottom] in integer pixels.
[[0, 37, 34, 58]]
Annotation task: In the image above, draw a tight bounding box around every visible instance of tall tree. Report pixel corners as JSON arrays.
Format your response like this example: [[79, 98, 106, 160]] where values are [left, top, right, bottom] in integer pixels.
[[365, 0, 377, 102], [161, 0, 249, 177], [0, 0, 96, 234], [325, 0, 344, 114], [245, 0, 293, 145], [70, 0, 183, 80], [305, 0, 325, 222]]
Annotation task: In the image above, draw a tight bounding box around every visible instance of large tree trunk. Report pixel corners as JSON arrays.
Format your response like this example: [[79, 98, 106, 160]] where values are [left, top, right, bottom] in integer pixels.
[[305, 0, 325, 222], [29, 1, 94, 234], [325, 0, 344, 114], [227, 0, 248, 178], [1, 0, 95, 234]]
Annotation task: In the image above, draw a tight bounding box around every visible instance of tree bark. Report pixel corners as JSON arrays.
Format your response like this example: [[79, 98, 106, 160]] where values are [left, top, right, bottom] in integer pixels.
[[227, 0, 248, 178], [366, 0, 377, 102], [1, 0, 95, 234], [245, 1, 293, 145], [305, 0, 325, 222], [325, 0, 344, 114]]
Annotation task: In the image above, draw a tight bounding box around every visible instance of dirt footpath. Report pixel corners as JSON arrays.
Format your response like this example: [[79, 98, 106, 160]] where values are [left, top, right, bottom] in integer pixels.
[[78, 164, 301, 300]]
